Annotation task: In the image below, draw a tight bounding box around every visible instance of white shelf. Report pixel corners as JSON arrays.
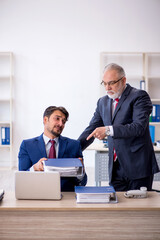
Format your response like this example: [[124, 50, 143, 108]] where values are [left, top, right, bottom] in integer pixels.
[[0, 145, 11, 148], [151, 99, 160, 102], [0, 76, 11, 80], [0, 122, 10, 125], [0, 52, 13, 169], [0, 99, 11, 102], [150, 122, 160, 125], [147, 76, 160, 79]]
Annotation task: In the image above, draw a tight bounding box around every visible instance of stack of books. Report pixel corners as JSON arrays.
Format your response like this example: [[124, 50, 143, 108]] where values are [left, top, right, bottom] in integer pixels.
[[75, 186, 117, 203], [43, 158, 83, 177]]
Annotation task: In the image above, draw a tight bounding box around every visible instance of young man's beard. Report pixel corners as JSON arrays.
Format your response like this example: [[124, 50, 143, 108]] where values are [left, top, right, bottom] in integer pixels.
[[50, 128, 62, 138]]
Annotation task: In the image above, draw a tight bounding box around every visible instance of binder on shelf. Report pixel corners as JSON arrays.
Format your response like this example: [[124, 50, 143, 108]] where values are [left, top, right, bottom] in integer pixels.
[[140, 80, 145, 90], [151, 105, 160, 122], [1, 127, 5, 145], [5, 127, 10, 145], [43, 158, 84, 177], [1, 127, 10, 145], [149, 125, 155, 143], [149, 114, 152, 122], [75, 186, 118, 203], [151, 105, 156, 122], [156, 105, 160, 122]]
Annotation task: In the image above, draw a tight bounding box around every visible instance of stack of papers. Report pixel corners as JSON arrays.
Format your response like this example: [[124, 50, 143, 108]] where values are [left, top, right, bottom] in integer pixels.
[[75, 186, 117, 203], [43, 158, 83, 177]]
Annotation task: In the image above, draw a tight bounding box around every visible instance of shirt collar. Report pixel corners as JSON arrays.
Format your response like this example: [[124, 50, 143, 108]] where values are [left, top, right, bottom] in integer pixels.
[[43, 133, 59, 145]]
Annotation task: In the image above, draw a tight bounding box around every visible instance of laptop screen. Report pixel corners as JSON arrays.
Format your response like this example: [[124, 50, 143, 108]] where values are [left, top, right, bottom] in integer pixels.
[[15, 171, 61, 200]]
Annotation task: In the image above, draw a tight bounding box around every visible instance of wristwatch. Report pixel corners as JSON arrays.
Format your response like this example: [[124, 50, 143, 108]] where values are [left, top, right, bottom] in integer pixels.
[[105, 126, 110, 136]]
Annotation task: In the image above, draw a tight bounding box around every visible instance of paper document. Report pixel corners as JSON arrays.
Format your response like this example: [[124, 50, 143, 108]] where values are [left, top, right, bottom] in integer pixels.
[[43, 158, 83, 177]]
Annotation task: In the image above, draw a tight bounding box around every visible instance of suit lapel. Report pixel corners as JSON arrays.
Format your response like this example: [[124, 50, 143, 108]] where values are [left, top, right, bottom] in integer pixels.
[[37, 134, 47, 158], [109, 98, 113, 123], [58, 135, 67, 158], [112, 84, 131, 122]]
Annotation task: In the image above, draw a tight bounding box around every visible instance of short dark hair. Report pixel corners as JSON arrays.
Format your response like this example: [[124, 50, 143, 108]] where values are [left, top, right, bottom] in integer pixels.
[[43, 106, 69, 121]]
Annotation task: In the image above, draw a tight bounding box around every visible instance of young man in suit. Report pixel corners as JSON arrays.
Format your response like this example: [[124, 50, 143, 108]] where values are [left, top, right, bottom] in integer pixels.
[[18, 106, 87, 191], [78, 63, 159, 191]]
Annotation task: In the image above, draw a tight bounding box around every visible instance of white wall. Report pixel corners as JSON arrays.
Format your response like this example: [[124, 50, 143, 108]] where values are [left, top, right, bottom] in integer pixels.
[[0, 0, 160, 169]]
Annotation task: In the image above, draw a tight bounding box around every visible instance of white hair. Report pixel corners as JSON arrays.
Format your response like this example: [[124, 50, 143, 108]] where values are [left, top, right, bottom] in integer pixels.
[[104, 63, 126, 78]]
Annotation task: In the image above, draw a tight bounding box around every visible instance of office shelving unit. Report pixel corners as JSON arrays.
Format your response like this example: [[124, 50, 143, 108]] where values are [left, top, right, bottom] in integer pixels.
[[100, 52, 160, 141], [0, 52, 13, 168]]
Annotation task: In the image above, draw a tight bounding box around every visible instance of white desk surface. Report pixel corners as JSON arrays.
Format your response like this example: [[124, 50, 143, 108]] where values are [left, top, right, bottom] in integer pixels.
[[0, 191, 160, 211], [86, 143, 160, 152]]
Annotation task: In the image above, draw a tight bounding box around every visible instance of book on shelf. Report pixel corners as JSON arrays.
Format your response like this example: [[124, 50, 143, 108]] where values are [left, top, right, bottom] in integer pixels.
[[140, 80, 145, 90], [1, 127, 10, 145], [43, 158, 84, 177], [75, 186, 118, 204], [151, 104, 160, 122], [149, 125, 155, 143]]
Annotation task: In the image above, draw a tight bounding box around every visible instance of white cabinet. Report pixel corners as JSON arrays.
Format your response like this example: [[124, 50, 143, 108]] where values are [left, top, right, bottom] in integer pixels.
[[100, 52, 160, 141], [0, 52, 13, 168], [145, 53, 160, 141]]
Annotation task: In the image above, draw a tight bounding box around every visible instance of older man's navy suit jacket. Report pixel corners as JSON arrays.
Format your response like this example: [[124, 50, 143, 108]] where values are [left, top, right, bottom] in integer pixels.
[[78, 84, 159, 183]]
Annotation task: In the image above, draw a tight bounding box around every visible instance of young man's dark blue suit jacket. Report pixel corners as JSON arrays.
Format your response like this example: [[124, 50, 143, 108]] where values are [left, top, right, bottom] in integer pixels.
[[78, 84, 159, 183], [18, 134, 87, 191]]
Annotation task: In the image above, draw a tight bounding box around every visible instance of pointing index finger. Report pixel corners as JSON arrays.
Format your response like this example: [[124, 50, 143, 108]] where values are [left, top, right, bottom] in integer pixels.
[[86, 131, 95, 141]]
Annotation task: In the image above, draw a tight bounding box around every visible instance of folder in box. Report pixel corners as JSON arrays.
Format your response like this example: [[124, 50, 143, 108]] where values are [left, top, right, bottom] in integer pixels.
[[43, 158, 84, 177]]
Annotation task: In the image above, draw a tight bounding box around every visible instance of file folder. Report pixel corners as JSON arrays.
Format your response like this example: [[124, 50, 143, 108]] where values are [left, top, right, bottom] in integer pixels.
[[75, 186, 118, 203], [1, 127, 6, 145], [5, 127, 10, 145], [1, 127, 10, 145], [149, 125, 155, 143], [152, 104, 160, 122], [43, 158, 84, 177]]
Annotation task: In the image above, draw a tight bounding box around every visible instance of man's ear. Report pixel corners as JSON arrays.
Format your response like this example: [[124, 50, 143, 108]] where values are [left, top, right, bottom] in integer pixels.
[[122, 77, 126, 85], [43, 116, 48, 124]]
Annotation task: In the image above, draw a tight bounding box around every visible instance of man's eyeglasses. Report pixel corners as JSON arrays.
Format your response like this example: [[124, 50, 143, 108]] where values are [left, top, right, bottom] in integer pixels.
[[101, 76, 124, 87]]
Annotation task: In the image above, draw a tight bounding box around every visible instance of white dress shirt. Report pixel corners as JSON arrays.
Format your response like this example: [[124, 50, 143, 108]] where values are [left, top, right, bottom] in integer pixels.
[[43, 134, 59, 158], [108, 97, 121, 136]]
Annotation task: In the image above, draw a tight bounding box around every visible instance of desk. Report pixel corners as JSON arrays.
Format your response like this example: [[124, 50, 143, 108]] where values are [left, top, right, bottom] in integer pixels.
[[0, 191, 160, 240], [87, 143, 160, 186]]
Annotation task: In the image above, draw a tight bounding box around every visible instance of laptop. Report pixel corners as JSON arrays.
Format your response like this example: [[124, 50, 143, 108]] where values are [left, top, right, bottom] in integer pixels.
[[15, 171, 61, 200]]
